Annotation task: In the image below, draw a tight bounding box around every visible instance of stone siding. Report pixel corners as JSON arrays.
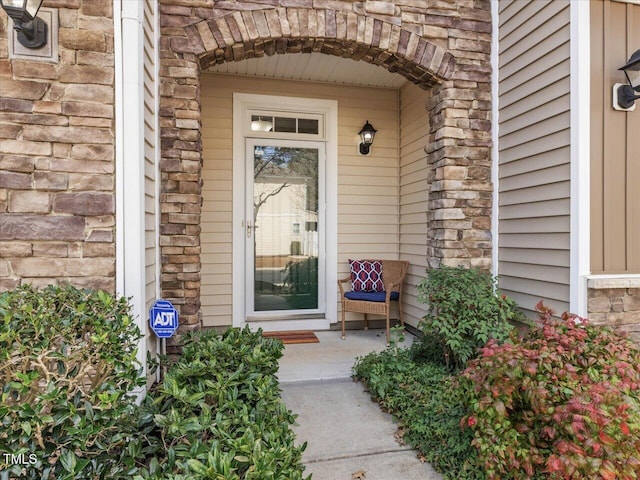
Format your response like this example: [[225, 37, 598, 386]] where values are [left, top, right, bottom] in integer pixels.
[[0, 1, 116, 292], [159, 0, 493, 348], [588, 277, 640, 343]]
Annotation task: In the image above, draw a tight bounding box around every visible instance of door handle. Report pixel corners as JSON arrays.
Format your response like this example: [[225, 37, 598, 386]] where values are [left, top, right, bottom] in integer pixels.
[[247, 221, 258, 238]]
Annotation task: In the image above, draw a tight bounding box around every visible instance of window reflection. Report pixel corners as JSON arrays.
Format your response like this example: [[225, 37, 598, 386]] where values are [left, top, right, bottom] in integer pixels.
[[250, 115, 319, 135], [253, 145, 319, 312]]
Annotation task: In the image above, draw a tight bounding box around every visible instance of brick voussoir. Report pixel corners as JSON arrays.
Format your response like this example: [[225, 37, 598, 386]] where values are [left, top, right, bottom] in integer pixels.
[[287, 8, 301, 37], [241, 10, 260, 40], [225, 13, 244, 43], [214, 16, 236, 45]]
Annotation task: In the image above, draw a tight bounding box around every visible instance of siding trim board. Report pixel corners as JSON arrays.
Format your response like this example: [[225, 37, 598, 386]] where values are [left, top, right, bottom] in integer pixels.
[[569, 0, 591, 317], [114, 0, 161, 385], [114, 0, 150, 393], [151, 0, 162, 381], [492, 0, 500, 278]]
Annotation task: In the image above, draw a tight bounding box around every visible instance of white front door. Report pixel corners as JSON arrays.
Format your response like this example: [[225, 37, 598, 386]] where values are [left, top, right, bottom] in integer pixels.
[[232, 93, 338, 331], [244, 138, 329, 330]]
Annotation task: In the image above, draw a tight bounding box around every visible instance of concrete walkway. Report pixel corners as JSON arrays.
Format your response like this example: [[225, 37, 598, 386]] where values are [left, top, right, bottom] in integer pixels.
[[278, 329, 443, 480]]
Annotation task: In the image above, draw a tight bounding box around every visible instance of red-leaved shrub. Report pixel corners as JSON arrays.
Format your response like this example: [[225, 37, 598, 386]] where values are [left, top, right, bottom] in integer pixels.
[[461, 301, 640, 480]]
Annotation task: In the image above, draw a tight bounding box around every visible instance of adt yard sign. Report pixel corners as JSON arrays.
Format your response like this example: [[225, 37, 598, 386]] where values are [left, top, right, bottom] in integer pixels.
[[150, 300, 179, 338]]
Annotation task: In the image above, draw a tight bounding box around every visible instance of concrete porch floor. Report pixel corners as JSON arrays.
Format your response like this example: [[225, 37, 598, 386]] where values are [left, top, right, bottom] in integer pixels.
[[278, 329, 443, 480], [277, 328, 404, 383]]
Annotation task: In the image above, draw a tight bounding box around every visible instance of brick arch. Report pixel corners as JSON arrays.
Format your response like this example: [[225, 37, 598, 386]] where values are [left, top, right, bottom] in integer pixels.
[[159, 2, 493, 350], [175, 10, 456, 89]]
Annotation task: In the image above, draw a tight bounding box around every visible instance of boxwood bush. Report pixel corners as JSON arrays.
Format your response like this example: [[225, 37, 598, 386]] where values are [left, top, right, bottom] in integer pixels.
[[0, 284, 144, 479], [1, 285, 309, 480], [127, 327, 310, 479]]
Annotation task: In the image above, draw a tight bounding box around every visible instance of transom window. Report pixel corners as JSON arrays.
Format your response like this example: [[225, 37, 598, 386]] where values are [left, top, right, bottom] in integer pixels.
[[247, 110, 323, 139]]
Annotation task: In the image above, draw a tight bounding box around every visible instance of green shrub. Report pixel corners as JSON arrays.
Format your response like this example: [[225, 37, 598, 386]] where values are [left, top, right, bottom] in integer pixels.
[[462, 301, 640, 480], [130, 327, 310, 480], [417, 266, 520, 370], [0, 284, 144, 479], [403, 375, 483, 480], [353, 332, 484, 480], [1, 286, 307, 479]]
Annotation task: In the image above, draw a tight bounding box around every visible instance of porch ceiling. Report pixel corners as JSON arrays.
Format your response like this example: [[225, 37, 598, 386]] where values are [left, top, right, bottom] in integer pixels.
[[204, 52, 409, 89]]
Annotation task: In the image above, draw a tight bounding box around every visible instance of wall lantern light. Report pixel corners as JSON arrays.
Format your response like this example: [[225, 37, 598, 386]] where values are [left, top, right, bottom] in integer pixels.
[[0, 0, 47, 49], [358, 120, 377, 155], [613, 48, 640, 112]]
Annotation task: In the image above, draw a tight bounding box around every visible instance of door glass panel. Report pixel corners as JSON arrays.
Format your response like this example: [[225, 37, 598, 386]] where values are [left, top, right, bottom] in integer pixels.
[[297, 118, 319, 134], [251, 115, 274, 132], [253, 145, 319, 312], [249, 113, 320, 135], [274, 117, 296, 133]]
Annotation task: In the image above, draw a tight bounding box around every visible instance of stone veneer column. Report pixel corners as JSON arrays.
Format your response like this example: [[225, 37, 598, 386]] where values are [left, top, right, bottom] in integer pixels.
[[0, 0, 116, 293], [424, 3, 493, 270], [427, 78, 493, 270], [158, 46, 203, 349]]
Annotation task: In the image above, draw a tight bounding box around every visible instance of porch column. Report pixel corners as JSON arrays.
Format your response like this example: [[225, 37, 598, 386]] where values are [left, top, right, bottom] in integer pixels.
[[158, 49, 203, 351], [426, 78, 493, 270]]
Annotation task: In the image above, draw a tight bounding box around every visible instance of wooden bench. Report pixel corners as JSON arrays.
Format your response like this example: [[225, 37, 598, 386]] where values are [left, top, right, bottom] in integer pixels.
[[338, 260, 409, 345]]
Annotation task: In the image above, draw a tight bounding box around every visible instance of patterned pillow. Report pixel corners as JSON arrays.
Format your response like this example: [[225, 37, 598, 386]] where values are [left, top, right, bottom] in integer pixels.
[[349, 259, 384, 292]]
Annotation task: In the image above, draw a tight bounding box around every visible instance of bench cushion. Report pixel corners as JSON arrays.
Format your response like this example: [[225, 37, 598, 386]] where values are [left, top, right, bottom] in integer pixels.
[[344, 291, 399, 302]]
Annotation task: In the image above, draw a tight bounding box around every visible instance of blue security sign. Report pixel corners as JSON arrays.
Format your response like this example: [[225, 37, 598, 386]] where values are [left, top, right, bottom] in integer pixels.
[[149, 300, 179, 338]]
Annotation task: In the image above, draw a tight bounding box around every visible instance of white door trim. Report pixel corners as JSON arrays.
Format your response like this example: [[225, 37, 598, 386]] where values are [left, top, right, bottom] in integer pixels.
[[232, 93, 338, 330]]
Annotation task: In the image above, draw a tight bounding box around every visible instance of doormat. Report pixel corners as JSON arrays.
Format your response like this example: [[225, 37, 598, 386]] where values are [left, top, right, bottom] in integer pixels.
[[262, 331, 319, 344]]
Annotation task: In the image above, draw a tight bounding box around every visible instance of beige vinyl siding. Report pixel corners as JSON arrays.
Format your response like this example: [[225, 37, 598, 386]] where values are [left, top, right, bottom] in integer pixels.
[[497, 0, 571, 316], [143, 0, 158, 377], [399, 83, 429, 328], [591, 0, 640, 273], [200, 74, 399, 328]]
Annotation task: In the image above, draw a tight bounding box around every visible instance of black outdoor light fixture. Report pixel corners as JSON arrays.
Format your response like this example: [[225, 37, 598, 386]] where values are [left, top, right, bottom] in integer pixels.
[[0, 0, 47, 49], [613, 48, 640, 111], [358, 120, 377, 155]]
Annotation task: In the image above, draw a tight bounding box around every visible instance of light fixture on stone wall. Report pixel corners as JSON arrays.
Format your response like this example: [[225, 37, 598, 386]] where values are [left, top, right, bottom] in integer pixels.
[[613, 48, 640, 111], [1, 0, 46, 49], [358, 120, 377, 155]]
